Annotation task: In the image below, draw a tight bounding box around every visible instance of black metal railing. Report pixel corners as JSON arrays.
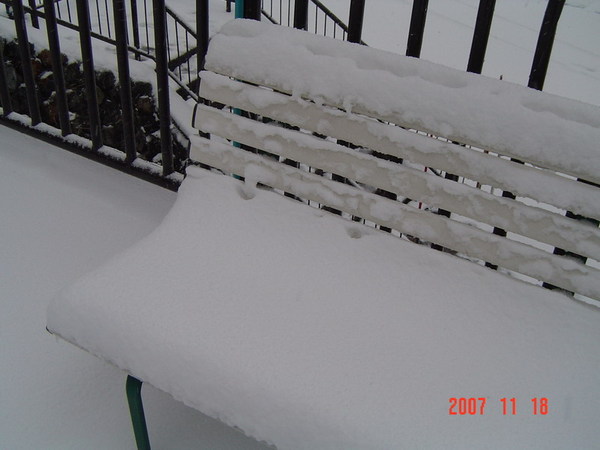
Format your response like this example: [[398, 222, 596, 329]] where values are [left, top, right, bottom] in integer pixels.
[[0, 0, 570, 186], [0, 0, 184, 180], [166, 7, 199, 91], [261, 0, 366, 44], [166, 0, 366, 93], [8, 0, 200, 95]]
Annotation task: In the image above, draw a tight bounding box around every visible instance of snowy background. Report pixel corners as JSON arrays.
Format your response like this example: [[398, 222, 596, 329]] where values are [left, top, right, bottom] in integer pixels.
[[320, 0, 600, 106], [1, 0, 599, 449]]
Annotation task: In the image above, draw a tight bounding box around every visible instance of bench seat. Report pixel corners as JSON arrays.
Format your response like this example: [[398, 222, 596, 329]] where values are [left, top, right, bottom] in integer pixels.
[[48, 167, 600, 449]]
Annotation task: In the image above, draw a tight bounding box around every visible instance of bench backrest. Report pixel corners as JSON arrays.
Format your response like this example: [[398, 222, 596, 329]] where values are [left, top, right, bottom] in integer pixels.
[[191, 20, 600, 301]]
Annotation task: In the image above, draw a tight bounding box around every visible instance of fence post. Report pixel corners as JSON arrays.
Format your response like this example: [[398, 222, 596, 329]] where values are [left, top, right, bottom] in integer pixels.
[[13, 0, 42, 125], [440, 0, 496, 253], [197, 0, 209, 73], [152, 0, 174, 175], [75, 0, 103, 150], [467, 0, 495, 74], [406, 0, 428, 57], [528, 0, 564, 91], [43, 0, 71, 136], [531, 0, 583, 291], [244, 0, 261, 20], [113, 0, 137, 163], [347, 0, 365, 44], [473, 0, 506, 267], [293, 0, 308, 30], [0, 38, 13, 116], [130, 0, 141, 61]]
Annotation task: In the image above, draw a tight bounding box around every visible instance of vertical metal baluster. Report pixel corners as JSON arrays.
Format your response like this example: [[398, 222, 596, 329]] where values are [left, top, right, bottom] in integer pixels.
[[244, 0, 261, 20], [66, 0, 73, 23], [293, 0, 308, 30], [0, 38, 13, 116], [465, 0, 504, 266], [76, 0, 103, 150], [130, 0, 141, 60], [105, 0, 112, 38], [406, 0, 428, 57], [467, 0, 496, 74], [13, 0, 42, 125], [185, 31, 191, 85], [95, 0, 103, 35], [197, 0, 208, 77], [44, 0, 71, 135], [56, 0, 63, 20], [113, 0, 137, 163], [165, 16, 171, 62], [530, 0, 584, 290], [152, 0, 173, 175], [143, 0, 150, 53], [174, 21, 182, 79], [348, 0, 365, 43], [27, 0, 39, 29], [528, 0, 565, 91]]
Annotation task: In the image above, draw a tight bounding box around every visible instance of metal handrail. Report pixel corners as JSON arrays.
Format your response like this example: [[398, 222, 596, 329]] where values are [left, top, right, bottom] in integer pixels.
[[259, 0, 366, 45], [310, 0, 350, 35]]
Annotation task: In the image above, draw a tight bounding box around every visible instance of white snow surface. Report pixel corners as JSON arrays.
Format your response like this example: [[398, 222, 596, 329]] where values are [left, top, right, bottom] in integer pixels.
[[319, 0, 600, 107], [0, 125, 272, 450], [206, 20, 600, 184], [48, 166, 600, 450]]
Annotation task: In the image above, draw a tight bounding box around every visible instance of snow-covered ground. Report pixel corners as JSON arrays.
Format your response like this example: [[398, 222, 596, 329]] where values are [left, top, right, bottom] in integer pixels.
[[1, 1, 599, 449], [0, 124, 273, 449]]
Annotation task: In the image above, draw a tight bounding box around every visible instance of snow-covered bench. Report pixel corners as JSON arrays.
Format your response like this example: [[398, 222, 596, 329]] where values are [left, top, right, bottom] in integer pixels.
[[48, 20, 600, 450]]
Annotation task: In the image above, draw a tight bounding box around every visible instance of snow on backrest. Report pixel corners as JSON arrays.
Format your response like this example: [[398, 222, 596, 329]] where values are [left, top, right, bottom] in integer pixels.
[[205, 19, 600, 185], [192, 19, 600, 301]]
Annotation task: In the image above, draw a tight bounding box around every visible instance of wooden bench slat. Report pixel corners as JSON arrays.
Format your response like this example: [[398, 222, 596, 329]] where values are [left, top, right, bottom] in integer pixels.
[[198, 72, 600, 221], [195, 103, 600, 262], [190, 134, 600, 301], [205, 21, 600, 185]]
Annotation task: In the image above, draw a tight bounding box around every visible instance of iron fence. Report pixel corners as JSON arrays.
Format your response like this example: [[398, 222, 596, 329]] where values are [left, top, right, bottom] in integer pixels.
[[0, 0, 569, 185], [0, 0, 187, 178]]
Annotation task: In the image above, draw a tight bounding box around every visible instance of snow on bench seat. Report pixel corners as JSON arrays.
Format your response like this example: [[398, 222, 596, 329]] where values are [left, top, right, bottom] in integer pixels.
[[48, 167, 600, 449]]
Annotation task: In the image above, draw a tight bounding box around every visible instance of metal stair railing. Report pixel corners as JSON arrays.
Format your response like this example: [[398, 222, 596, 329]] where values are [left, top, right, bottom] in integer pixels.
[[164, 0, 364, 101], [1, 0, 193, 173], [164, 5, 201, 98], [260, 0, 367, 45], [164, 0, 365, 99], [2, 0, 361, 112], [9, 0, 200, 100]]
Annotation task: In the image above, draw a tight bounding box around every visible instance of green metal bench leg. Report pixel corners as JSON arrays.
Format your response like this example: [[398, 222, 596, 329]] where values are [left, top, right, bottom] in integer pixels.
[[126, 375, 151, 450]]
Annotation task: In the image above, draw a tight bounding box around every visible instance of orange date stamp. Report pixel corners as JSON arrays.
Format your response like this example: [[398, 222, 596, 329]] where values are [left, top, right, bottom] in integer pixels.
[[448, 397, 549, 415]]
